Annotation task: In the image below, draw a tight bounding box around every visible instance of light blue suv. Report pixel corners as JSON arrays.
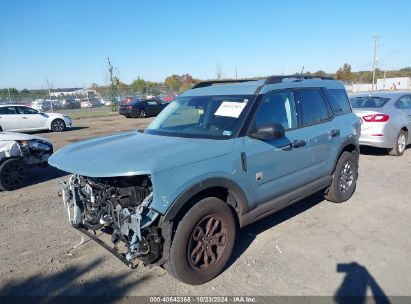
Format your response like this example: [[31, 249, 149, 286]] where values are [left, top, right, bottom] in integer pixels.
[[49, 76, 361, 284]]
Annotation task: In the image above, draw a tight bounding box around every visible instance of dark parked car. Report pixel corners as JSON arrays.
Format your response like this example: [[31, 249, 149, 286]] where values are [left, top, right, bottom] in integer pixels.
[[61, 97, 80, 109], [119, 99, 167, 118]]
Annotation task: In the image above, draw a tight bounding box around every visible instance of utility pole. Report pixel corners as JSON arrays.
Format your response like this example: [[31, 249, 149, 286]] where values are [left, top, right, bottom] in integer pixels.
[[234, 66, 238, 79], [47, 79, 54, 113], [371, 36, 380, 91], [7, 88, 11, 104]]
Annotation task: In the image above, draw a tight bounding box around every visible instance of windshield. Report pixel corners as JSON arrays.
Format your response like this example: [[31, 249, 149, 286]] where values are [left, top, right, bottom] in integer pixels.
[[145, 95, 253, 139], [350, 96, 390, 108]]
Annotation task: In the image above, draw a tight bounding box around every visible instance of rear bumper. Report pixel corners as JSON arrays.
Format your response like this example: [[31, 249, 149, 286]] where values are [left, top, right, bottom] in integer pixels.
[[359, 123, 398, 149]]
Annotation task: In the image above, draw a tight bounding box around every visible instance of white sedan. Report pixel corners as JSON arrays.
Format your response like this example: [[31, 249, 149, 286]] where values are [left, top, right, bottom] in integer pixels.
[[0, 105, 72, 132]]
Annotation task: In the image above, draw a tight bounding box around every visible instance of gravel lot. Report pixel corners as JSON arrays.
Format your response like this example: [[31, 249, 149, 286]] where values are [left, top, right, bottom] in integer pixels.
[[0, 115, 410, 298]]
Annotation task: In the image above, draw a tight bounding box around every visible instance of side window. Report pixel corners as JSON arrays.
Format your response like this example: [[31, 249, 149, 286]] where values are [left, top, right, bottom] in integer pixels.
[[16, 106, 38, 114], [326, 89, 352, 115], [396, 95, 411, 109], [299, 89, 332, 126], [253, 91, 298, 131], [147, 101, 158, 106], [0, 106, 17, 114]]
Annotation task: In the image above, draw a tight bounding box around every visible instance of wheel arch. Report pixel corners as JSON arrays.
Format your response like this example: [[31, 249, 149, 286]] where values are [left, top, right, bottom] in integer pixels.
[[333, 138, 359, 172], [162, 177, 249, 225], [49, 117, 65, 131]]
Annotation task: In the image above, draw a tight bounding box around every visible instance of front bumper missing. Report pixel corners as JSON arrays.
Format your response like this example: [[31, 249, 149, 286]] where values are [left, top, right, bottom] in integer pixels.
[[60, 175, 160, 267], [73, 226, 138, 269]]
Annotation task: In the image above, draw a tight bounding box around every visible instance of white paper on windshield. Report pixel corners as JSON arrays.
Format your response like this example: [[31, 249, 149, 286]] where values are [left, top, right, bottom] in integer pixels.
[[214, 102, 246, 118]]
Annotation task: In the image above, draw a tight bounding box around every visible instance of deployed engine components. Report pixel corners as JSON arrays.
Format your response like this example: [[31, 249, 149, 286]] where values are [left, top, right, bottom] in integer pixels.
[[61, 174, 161, 265]]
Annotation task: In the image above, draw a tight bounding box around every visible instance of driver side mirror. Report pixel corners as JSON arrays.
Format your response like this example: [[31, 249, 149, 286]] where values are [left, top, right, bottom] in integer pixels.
[[250, 123, 285, 140]]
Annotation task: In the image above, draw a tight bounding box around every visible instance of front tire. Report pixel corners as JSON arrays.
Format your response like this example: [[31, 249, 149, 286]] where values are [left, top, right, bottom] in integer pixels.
[[388, 130, 407, 156], [51, 118, 66, 132], [0, 159, 27, 191], [324, 151, 358, 203], [164, 197, 236, 285]]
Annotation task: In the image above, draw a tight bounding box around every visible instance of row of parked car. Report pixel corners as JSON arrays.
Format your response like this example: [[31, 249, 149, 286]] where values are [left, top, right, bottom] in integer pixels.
[[30, 97, 112, 111]]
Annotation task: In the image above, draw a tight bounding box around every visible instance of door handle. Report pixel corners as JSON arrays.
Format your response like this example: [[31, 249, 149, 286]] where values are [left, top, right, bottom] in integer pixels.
[[22, 116, 29, 119], [329, 129, 340, 137], [291, 139, 306, 148]]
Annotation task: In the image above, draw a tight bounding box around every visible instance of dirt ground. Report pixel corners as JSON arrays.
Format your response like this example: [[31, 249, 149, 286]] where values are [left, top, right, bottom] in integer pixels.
[[0, 115, 410, 298]]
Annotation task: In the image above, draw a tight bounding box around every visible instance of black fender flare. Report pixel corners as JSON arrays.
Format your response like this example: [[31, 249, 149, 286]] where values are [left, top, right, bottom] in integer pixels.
[[333, 137, 360, 172], [162, 177, 249, 222]]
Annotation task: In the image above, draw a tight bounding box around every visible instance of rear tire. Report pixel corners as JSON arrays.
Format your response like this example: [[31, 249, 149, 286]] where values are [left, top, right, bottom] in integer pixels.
[[388, 130, 407, 156], [324, 151, 358, 203], [139, 109, 146, 118], [0, 159, 27, 191], [164, 197, 236, 285], [51, 118, 66, 132]]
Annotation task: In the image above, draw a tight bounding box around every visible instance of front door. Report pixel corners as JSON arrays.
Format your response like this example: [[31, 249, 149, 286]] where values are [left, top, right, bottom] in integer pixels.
[[15, 106, 48, 130], [243, 90, 310, 209]]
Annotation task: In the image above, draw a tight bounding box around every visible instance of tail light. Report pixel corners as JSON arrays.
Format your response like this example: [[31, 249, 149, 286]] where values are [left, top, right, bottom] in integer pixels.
[[362, 114, 389, 122]]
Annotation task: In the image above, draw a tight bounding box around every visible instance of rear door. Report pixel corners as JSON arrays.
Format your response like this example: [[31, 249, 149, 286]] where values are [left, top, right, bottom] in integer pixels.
[[396, 95, 411, 134], [0, 106, 20, 130], [296, 88, 338, 179], [244, 89, 310, 208]]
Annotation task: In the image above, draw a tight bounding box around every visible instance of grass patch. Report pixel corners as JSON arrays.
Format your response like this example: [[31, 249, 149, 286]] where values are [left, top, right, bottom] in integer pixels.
[[57, 107, 120, 120], [70, 111, 119, 120]]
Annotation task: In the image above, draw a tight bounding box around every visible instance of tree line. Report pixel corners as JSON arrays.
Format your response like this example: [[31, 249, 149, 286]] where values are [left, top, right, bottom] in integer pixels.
[[2, 65, 411, 101]]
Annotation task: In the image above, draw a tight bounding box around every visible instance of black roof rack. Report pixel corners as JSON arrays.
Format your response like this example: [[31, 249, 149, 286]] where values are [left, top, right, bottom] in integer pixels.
[[192, 79, 259, 89], [264, 75, 334, 85]]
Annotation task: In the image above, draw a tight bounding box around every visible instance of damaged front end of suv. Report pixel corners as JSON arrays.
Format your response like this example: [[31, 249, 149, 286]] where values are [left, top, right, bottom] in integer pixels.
[[49, 125, 236, 274], [61, 173, 163, 267]]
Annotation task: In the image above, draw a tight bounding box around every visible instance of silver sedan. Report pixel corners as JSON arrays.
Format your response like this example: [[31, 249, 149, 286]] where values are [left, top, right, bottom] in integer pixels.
[[350, 91, 411, 156]]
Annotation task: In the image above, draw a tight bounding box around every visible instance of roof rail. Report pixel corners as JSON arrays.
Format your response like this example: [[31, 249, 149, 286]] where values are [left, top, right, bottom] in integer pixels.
[[263, 75, 334, 85], [192, 79, 259, 89]]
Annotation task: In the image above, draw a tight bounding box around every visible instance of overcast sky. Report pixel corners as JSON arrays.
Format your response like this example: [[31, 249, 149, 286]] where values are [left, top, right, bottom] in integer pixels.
[[1, 0, 410, 89]]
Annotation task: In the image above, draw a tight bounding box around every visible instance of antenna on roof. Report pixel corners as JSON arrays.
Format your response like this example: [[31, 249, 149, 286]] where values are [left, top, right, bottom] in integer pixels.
[[300, 66, 305, 74]]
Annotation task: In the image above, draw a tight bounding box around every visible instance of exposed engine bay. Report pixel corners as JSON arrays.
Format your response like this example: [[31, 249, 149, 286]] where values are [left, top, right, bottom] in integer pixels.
[[0, 137, 53, 165], [61, 174, 162, 266]]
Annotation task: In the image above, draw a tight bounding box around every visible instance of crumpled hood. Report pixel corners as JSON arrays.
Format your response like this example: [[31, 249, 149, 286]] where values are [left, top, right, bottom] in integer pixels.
[[0, 131, 50, 142], [48, 131, 234, 177]]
